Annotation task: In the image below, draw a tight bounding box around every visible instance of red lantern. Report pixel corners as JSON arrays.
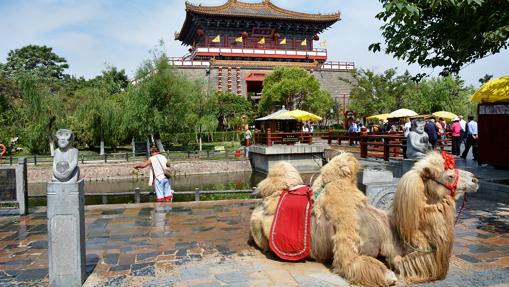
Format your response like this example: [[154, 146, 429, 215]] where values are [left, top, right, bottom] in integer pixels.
[[196, 28, 205, 37], [313, 34, 320, 41], [241, 31, 248, 38]]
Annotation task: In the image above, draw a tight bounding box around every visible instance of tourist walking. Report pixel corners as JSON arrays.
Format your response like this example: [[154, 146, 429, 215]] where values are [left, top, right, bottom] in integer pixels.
[[135, 146, 173, 202], [244, 127, 252, 146], [450, 118, 462, 156], [348, 121, 359, 145], [461, 116, 479, 160], [425, 119, 438, 149], [459, 115, 467, 143]]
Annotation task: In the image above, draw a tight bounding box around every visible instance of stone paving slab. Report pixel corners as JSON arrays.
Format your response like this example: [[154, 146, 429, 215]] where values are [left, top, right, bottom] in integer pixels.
[[0, 197, 508, 286]]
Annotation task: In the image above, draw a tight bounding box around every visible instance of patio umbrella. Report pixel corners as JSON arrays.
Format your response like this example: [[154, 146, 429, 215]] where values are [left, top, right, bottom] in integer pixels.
[[255, 107, 290, 121], [471, 75, 509, 103], [274, 109, 322, 122], [432, 111, 457, 121], [387, 108, 418, 118], [366, 113, 390, 121]]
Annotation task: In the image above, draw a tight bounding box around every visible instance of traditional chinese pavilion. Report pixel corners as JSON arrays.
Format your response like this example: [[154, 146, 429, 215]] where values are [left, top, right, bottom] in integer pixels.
[[171, 0, 355, 105]]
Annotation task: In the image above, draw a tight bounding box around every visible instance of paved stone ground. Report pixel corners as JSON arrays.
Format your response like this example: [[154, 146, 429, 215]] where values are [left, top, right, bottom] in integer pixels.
[[0, 196, 508, 286]]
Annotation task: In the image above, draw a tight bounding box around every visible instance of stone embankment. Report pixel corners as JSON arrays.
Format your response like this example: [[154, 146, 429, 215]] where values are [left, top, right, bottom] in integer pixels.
[[28, 159, 252, 183]]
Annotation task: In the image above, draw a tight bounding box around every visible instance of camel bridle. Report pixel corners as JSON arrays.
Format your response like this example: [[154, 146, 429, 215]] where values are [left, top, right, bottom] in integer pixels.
[[437, 151, 467, 224]]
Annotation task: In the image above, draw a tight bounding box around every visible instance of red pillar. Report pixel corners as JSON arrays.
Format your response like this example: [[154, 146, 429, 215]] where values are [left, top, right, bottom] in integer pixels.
[[267, 128, 272, 147]]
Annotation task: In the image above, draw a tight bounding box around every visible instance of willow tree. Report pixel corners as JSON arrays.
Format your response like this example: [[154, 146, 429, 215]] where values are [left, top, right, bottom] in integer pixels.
[[124, 54, 210, 150], [16, 75, 60, 154], [74, 87, 121, 155]]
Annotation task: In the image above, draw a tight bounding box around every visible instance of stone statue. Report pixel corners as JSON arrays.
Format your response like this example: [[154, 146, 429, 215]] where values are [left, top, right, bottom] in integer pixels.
[[406, 119, 430, 159], [52, 129, 79, 182]]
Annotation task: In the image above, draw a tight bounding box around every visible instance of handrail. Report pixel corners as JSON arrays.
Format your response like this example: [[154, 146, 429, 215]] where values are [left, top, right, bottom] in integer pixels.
[[29, 187, 258, 204]]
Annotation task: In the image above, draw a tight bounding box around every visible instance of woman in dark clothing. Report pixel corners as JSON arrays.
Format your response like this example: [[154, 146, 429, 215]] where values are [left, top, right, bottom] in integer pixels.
[[424, 119, 438, 149]]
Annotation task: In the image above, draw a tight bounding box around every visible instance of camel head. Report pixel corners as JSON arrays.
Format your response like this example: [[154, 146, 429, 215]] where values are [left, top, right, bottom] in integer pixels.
[[320, 152, 362, 185], [256, 161, 303, 198], [413, 151, 479, 201]]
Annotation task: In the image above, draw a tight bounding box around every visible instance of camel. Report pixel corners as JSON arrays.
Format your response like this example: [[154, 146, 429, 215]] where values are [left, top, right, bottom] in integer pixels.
[[249, 152, 478, 286]]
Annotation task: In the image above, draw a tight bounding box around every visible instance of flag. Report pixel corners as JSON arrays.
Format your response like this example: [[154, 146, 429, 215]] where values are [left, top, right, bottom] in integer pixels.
[[235, 36, 243, 43], [279, 38, 287, 45], [212, 35, 221, 43], [258, 37, 265, 44], [320, 41, 327, 47], [300, 39, 307, 46]]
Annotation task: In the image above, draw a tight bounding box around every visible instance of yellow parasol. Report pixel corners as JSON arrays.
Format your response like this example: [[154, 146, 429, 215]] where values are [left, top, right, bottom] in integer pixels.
[[432, 111, 457, 121], [387, 108, 418, 118], [273, 109, 322, 122], [367, 113, 390, 121], [471, 75, 509, 103]]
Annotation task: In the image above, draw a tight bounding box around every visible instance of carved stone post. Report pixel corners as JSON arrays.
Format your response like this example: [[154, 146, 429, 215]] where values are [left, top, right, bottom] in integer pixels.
[[47, 180, 85, 287], [47, 129, 85, 287]]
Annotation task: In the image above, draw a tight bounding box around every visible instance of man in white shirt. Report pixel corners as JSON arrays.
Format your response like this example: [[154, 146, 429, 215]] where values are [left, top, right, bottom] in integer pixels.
[[461, 116, 478, 160], [135, 146, 173, 202], [403, 118, 412, 158]]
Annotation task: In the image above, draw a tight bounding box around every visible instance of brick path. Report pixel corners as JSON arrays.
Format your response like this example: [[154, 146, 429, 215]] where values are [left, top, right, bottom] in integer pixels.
[[0, 197, 508, 286]]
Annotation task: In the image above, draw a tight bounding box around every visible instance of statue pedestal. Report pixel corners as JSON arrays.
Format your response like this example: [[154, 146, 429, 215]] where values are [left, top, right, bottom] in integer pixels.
[[402, 158, 417, 175], [47, 179, 85, 287], [360, 168, 398, 211]]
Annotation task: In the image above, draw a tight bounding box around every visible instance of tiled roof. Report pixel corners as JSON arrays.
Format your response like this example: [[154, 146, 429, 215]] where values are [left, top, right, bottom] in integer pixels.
[[185, 0, 340, 22]]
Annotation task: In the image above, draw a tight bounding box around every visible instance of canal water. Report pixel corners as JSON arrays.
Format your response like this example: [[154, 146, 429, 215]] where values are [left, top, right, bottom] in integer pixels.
[[28, 172, 315, 205]]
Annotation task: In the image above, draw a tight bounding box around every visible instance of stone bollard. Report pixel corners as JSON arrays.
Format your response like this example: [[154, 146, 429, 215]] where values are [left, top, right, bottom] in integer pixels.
[[16, 157, 28, 215], [47, 179, 86, 287], [195, 188, 200, 201], [134, 188, 141, 203]]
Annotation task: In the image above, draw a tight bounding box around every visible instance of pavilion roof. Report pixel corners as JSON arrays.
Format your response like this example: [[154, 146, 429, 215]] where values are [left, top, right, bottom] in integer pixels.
[[185, 0, 340, 22]]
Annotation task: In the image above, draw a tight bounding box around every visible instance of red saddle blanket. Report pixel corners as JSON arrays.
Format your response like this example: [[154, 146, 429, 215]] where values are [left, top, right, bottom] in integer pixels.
[[269, 185, 313, 261]]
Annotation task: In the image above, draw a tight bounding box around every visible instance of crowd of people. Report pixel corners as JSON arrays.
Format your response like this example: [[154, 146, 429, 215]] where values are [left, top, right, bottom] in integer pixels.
[[419, 115, 479, 160], [350, 114, 479, 161]]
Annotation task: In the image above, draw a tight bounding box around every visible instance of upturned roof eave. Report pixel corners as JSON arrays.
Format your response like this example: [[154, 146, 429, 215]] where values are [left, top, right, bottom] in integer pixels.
[[184, 1, 340, 23]]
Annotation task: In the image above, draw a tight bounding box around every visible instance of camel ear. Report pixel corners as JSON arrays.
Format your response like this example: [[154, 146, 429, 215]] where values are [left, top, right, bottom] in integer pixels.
[[340, 166, 351, 177], [422, 167, 433, 178]]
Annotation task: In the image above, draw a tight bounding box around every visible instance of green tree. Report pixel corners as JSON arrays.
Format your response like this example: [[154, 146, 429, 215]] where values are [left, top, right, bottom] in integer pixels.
[[0, 78, 20, 148], [89, 66, 129, 95], [15, 75, 60, 154], [402, 76, 476, 117], [1, 45, 69, 80], [123, 54, 205, 149], [212, 91, 253, 131], [259, 67, 333, 117], [370, 0, 509, 75], [73, 86, 122, 154], [347, 69, 416, 118]]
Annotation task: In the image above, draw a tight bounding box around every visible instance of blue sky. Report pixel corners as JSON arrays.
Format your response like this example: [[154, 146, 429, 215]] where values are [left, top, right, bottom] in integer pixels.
[[0, 0, 507, 87]]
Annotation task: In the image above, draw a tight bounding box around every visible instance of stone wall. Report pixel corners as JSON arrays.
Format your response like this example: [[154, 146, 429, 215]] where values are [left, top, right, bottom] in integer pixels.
[[175, 66, 355, 101], [28, 159, 252, 183], [313, 69, 356, 103]]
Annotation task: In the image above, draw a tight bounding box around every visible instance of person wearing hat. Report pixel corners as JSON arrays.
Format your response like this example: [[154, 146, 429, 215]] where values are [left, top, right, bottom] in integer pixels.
[[450, 117, 462, 156]]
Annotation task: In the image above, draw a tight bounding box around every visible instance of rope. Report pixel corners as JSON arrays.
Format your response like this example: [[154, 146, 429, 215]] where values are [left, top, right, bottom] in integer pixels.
[[312, 182, 329, 202], [455, 193, 468, 225], [403, 241, 434, 253]]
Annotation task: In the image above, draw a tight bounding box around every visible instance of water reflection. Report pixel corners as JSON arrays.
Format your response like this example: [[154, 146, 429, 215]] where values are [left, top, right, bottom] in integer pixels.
[[29, 172, 315, 195]]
